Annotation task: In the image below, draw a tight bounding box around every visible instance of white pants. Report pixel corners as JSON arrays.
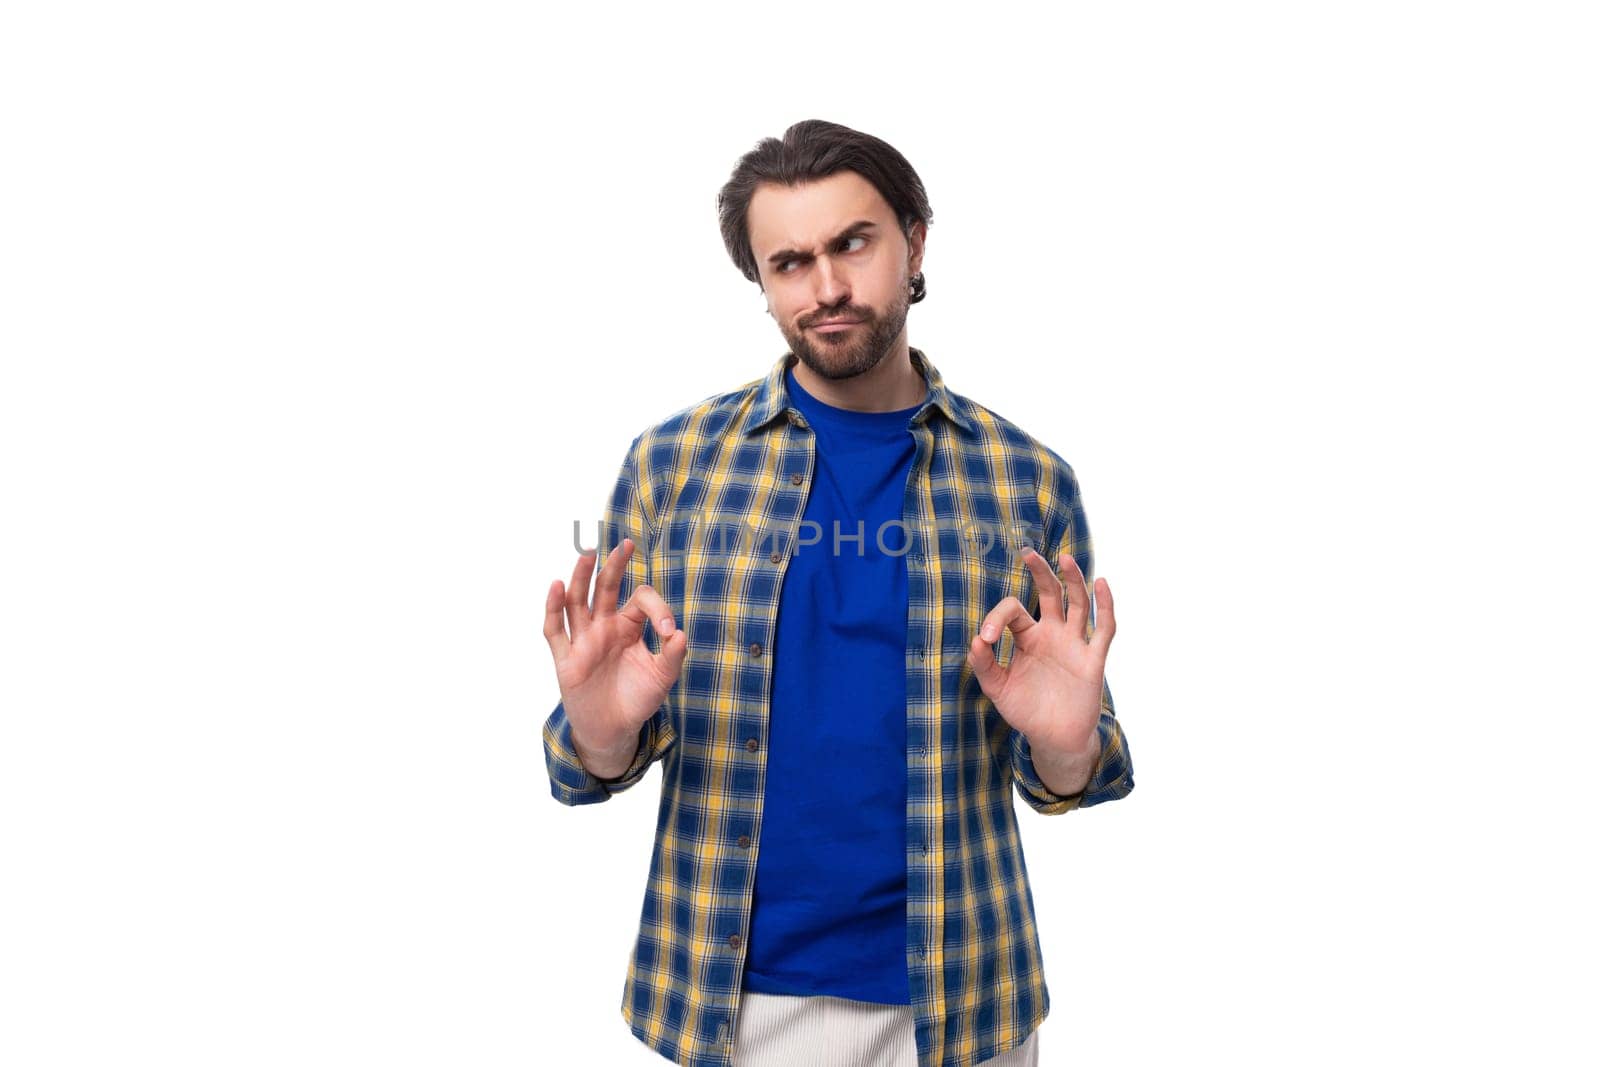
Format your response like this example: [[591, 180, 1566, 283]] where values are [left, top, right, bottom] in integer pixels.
[[731, 990, 1041, 1066]]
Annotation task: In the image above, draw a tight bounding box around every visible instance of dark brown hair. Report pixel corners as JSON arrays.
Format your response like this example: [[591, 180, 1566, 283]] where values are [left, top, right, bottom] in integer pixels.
[[716, 119, 934, 303]]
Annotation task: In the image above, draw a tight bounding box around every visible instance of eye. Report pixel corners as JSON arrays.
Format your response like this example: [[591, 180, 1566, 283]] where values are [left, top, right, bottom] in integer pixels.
[[774, 236, 867, 276]]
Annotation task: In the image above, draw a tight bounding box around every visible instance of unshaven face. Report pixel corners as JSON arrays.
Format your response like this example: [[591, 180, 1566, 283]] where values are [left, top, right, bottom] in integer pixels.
[[747, 170, 925, 381]]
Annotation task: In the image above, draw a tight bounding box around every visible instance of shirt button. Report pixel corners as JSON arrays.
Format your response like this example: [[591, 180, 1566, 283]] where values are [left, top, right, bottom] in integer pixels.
[[737, 834, 751, 848], [790, 473, 803, 485], [769, 551, 781, 563], [919, 745, 928, 757], [727, 933, 742, 949], [748, 642, 763, 657], [745, 737, 759, 752]]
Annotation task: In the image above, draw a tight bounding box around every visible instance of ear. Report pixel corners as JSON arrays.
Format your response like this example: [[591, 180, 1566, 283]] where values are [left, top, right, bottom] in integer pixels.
[[907, 219, 927, 276]]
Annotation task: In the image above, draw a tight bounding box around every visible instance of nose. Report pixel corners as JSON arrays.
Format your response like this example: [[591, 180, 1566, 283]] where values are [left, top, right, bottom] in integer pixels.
[[811, 255, 849, 309]]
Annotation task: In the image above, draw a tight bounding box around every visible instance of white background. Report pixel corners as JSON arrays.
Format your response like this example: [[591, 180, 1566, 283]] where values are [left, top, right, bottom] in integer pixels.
[[3, 2, 1595, 1064]]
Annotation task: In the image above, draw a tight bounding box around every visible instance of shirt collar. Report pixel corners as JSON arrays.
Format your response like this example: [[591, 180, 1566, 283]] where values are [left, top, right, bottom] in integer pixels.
[[741, 346, 975, 438]]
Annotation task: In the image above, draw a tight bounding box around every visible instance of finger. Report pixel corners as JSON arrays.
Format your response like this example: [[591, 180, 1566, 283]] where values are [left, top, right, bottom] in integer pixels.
[[618, 582, 676, 640], [1021, 546, 1066, 622], [1057, 550, 1093, 642], [592, 536, 636, 620], [566, 544, 605, 640], [978, 596, 1034, 644], [1089, 577, 1116, 653], [543, 579, 571, 665]]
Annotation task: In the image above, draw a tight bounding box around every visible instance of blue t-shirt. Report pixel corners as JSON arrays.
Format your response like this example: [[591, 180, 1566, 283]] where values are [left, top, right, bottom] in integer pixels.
[[741, 366, 922, 1005]]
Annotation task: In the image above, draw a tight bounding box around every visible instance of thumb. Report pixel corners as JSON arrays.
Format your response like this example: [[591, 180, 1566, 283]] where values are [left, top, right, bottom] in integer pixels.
[[655, 626, 689, 685], [967, 633, 1005, 702]]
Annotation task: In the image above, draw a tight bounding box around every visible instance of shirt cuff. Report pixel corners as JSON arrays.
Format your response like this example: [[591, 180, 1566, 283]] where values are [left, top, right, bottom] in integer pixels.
[[1011, 703, 1134, 814], [542, 699, 656, 806]]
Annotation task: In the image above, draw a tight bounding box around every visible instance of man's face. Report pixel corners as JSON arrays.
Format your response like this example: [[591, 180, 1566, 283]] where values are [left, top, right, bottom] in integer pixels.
[[747, 170, 925, 382]]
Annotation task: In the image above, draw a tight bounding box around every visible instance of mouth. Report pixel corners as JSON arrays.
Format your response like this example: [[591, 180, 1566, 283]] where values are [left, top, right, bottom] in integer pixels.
[[810, 319, 863, 333]]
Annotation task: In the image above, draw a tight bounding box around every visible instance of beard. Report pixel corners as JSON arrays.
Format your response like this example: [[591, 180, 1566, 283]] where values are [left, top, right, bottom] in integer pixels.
[[782, 283, 911, 382]]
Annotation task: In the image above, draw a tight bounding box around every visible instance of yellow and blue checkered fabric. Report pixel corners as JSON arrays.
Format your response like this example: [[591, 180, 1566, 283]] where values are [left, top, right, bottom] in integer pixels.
[[543, 347, 1134, 1067]]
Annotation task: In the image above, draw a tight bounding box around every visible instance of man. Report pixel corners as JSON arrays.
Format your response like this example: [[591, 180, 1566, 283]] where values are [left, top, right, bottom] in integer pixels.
[[541, 119, 1134, 1067]]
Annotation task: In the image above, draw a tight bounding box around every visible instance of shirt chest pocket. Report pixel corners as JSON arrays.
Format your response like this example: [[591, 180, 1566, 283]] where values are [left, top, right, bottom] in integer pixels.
[[953, 522, 1040, 670]]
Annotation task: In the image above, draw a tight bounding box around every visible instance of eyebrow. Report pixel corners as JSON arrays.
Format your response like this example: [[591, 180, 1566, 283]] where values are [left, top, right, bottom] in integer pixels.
[[765, 220, 879, 266]]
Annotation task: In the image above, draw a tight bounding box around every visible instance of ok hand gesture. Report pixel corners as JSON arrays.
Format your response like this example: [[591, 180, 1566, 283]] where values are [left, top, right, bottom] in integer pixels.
[[543, 537, 687, 762], [967, 547, 1115, 758]]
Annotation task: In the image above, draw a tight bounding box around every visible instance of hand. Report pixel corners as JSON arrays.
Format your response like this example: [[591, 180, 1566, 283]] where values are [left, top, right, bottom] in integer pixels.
[[966, 547, 1116, 757], [543, 537, 688, 758]]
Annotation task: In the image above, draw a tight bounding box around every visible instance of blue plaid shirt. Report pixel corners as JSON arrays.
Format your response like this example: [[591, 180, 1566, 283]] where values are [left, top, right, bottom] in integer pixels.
[[543, 348, 1135, 1067]]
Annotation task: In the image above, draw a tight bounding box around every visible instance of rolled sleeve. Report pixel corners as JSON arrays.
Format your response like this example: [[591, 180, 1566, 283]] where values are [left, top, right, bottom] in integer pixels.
[[1013, 455, 1136, 814], [541, 429, 677, 807], [541, 698, 660, 806], [1011, 682, 1135, 815]]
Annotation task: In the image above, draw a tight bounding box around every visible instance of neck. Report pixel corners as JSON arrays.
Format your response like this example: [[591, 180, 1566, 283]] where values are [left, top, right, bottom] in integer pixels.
[[790, 337, 925, 413]]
